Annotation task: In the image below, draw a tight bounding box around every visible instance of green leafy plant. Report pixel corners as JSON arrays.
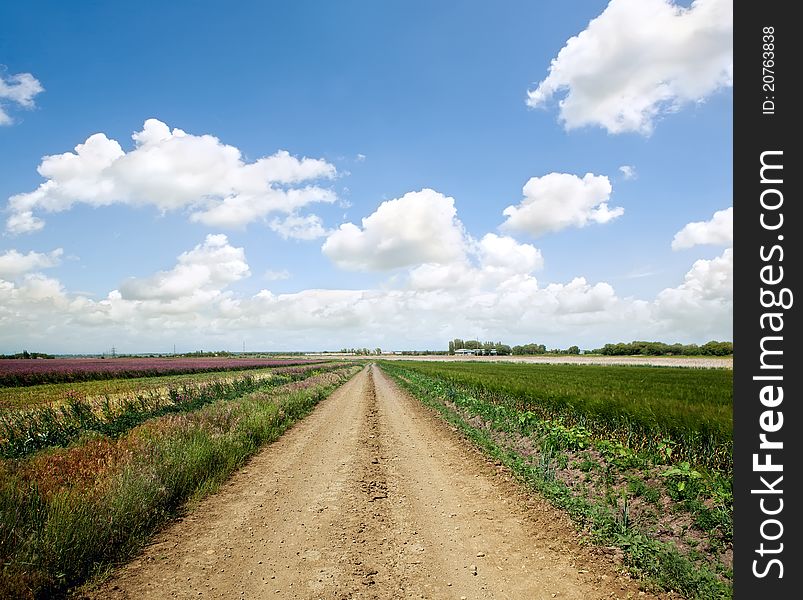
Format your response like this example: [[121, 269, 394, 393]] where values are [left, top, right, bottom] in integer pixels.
[[660, 462, 703, 499]]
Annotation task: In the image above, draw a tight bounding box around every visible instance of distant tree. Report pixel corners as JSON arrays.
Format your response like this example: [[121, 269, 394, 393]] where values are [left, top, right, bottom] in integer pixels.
[[512, 343, 547, 355], [701, 341, 733, 356], [566, 345, 580, 355], [593, 340, 733, 356]]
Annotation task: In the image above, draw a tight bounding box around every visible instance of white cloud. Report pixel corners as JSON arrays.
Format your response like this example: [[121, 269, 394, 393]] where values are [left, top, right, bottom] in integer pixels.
[[406, 263, 475, 291], [322, 189, 467, 270], [0, 250, 731, 352], [0, 70, 44, 125], [654, 247, 732, 336], [527, 0, 733, 134], [671, 206, 732, 250], [0, 196, 732, 353], [0, 248, 62, 279], [0, 275, 71, 342], [5, 119, 337, 233], [618, 165, 637, 180], [501, 172, 623, 237], [407, 233, 543, 292], [118, 234, 249, 301], [477, 233, 544, 275], [269, 213, 329, 240], [544, 278, 618, 314]]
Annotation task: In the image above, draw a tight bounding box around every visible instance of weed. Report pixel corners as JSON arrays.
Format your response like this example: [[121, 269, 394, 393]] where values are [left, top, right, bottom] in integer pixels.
[[661, 462, 703, 500], [627, 477, 661, 505]]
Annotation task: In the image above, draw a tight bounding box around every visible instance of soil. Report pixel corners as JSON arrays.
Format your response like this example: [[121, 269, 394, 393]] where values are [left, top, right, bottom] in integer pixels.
[[84, 365, 669, 600]]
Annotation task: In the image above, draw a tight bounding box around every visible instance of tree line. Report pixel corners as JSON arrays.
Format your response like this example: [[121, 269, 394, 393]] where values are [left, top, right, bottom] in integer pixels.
[[0, 350, 54, 359], [339, 348, 383, 355], [447, 339, 732, 356], [591, 340, 733, 356]]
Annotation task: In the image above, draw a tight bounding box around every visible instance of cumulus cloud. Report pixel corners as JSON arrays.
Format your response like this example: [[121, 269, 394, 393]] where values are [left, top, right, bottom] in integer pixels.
[[0, 69, 44, 125], [654, 248, 732, 336], [322, 189, 467, 270], [544, 278, 618, 314], [619, 165, 637, 180], [501, 172, 623, 237], [671, 206, 732, 250], [476, 233, 544, 277], [0, 194, 732, 352], [118, 234, 249, 301], [0, 248, 62, 279], [0, 235, 253, 344], [5, 119, 337, 233], [0, 268, 653, 353], [407, 233, 543, 291], [0, 249, 731, 353], [526, 0, 733, 134], [269, 213, 329, 240]]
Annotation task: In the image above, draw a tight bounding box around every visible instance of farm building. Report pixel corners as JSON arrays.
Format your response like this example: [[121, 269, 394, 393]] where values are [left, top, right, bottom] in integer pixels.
[[454, 348, 497, 356]]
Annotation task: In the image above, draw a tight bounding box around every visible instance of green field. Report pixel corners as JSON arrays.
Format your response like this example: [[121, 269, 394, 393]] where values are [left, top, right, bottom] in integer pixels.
[[383, 361, 732, 472]]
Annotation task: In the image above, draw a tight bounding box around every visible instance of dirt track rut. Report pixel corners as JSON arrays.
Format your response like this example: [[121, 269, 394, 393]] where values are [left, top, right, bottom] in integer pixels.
[[88, 365, 662, 599]]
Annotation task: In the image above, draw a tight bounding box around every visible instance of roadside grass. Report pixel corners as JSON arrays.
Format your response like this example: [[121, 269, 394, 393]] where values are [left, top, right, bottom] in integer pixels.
[[0, 363, 360, 599], [379, 361, 732, 599]]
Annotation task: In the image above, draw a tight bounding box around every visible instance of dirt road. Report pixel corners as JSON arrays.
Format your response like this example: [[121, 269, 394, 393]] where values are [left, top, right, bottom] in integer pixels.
[[88, 365, 662, 599]]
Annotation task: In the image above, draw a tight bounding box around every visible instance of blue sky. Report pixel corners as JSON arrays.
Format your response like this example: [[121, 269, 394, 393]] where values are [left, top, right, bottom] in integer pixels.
[[0, 0, 732, 353]]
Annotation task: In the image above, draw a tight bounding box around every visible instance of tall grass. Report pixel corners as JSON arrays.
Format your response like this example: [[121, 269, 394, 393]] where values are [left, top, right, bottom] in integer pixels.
[[0, 365, 360, 598]]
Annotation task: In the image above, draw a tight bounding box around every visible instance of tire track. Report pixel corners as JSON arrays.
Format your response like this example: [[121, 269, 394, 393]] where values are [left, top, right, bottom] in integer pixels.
[[329, 367, 399, 598]]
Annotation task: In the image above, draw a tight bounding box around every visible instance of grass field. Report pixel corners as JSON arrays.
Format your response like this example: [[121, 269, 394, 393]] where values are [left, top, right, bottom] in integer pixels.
[[383, 360, 732, 472], [379, 360, 733, 599]]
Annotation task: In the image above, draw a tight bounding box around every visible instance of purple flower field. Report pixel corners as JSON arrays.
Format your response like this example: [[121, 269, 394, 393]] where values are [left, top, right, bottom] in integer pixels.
[[0, 358, 323, 387]]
